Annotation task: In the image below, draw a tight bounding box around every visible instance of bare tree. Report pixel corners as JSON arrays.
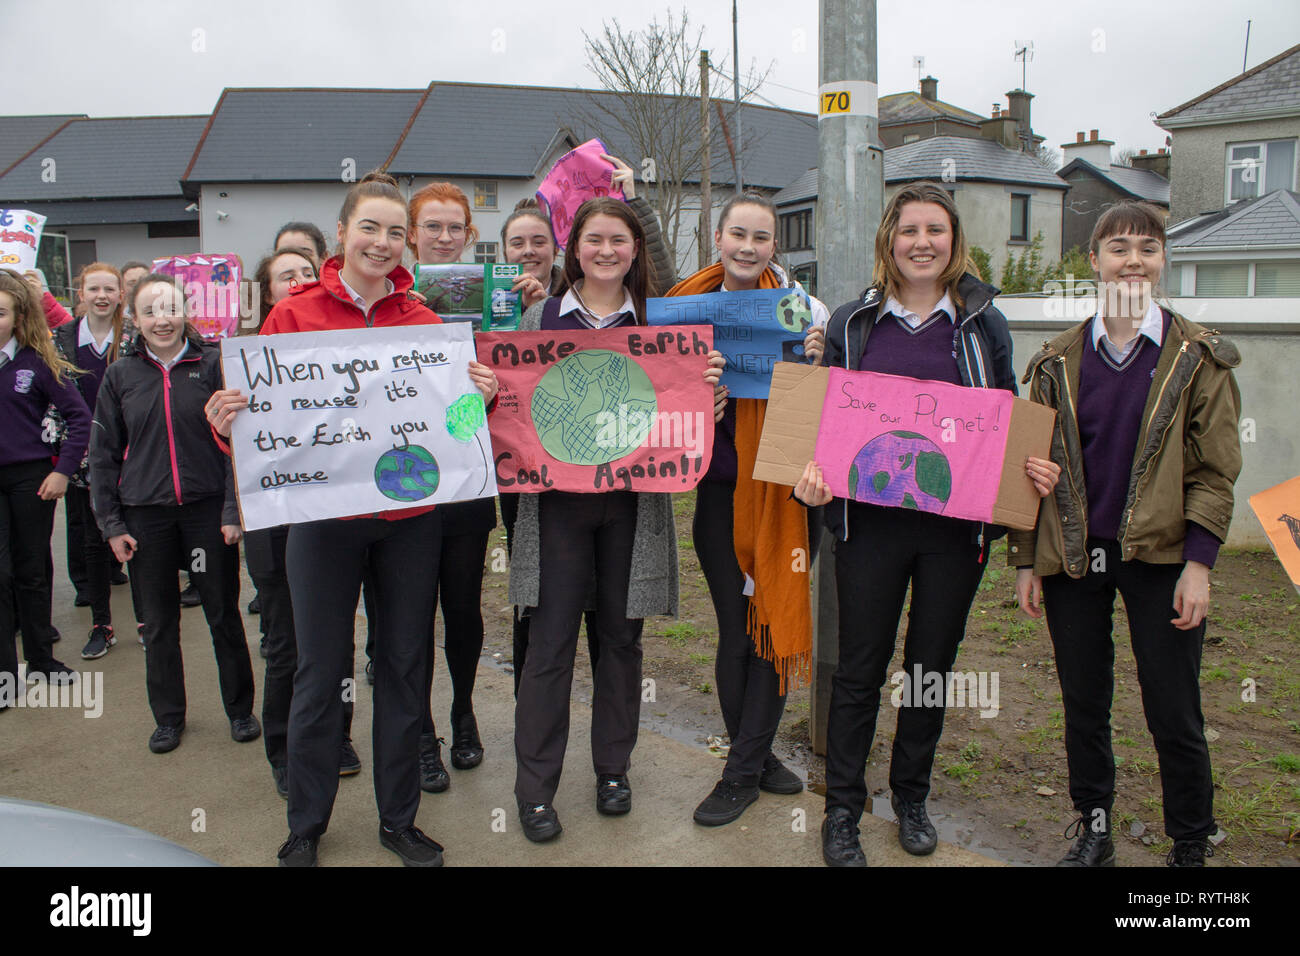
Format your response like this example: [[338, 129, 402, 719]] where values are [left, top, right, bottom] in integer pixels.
[[1032, 143, 1062, 171], [1114, 147, 1137, 167], [579, 8, 771, 273]]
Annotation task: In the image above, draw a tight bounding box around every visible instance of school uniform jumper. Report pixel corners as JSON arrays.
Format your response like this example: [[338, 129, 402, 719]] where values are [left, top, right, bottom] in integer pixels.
[[821, 275, 1016, 819]]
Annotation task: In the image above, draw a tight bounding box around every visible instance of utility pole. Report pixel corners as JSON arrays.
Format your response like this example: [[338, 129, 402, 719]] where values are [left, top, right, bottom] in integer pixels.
[[732, 0, 743, 194], [699, 49, 713, 270], [812, 0, 881, 756]]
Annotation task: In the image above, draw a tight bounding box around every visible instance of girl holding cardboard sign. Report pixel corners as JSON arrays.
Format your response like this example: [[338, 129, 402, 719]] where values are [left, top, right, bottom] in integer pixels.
[[796, 183, 1059, 867], [1011, 202, 1241, 867], [509, 196, 725, 843], [664, 192, 829, 827]]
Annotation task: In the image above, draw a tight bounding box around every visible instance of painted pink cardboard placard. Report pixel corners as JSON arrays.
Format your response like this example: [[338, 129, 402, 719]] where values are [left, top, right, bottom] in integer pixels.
[[536, 138, 625, 251], [151, 254, 243, 340], [813, 368, 1015, 523]]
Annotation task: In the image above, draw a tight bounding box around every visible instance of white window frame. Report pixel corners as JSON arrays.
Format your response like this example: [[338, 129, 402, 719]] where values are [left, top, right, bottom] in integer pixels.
[[474, 241, 499, 264], [1224, 139, 1298, 204], [474, 181, 498, 211]]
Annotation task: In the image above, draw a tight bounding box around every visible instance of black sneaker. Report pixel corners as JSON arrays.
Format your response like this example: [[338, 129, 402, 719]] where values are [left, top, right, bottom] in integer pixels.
[[179, 582, 201, 608], [339, 736, 361, 776], [891, 793, 938, 856], [277, 832, 317, 867], [365, 659, 375, 686], [25, 659, 77, 684], [379, 824, 444, 867], [149, 723, 185, 754], [450, 712, 484, 770], [137, 624, 146, 646], [231, 714, 262, 742], [1167, 839, 1214, 867], [74, 593, 91, 608], [693, 779, 760, 826], [248, 595, 261, 615], [1056, 815, 1116, 867], [596, 773, 631, 815], [271, 765, 289, 800], [822, 807, 868, 867], [418, 733, 450, 793], [759, 753, 804, 794], [518, 801, 562, 843], [81, 625, 116, 660], [258, 637, 268, 660], [111, 568, 129, 586]]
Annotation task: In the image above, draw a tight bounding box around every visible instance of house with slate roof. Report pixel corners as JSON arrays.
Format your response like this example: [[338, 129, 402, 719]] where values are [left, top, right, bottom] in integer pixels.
[[1157, 42, 1300, 224], [1165, 189, 1300, 297], [0, 114, 203, 286], [1056, 129, 1171, 256]]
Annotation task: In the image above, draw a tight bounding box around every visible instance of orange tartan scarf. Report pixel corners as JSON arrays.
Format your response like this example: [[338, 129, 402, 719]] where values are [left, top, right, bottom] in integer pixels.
[[665, 264, 812, 692]]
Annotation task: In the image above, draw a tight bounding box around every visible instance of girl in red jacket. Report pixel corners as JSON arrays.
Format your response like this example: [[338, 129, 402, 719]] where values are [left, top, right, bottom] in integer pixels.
[[208, 171, 498, 868]]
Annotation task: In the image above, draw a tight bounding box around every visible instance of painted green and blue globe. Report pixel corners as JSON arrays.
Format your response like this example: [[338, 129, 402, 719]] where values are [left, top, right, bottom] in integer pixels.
[[848, 431, 951, 512], [374, 445, 441, 501], [776, 291, 813, 333], [531, 349, 657, 465]]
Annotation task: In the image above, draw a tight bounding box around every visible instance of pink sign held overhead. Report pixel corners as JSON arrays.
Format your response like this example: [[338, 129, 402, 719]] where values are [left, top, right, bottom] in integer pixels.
[[151, 254, 244, 340], [536, 138, 626, 251]]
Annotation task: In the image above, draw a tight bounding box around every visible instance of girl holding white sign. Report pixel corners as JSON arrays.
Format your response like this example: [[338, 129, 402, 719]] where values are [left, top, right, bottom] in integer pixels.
[[796, 183, 1059, 867], [207, 170, 499, 868], [89, 273, 257, 756], [508, 197, 725, 843]]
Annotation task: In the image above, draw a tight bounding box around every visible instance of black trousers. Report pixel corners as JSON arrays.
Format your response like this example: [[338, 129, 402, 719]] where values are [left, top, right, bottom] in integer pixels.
[[285, 511, 439, 838], [693, 479, 786, 786], [124, 497, 253, 727], [1, 460, 59, 680], [66, 485, 113, 627], [499, 492, 599, 697], [245, 525, 354, 770], [421, 528, 490, 735], [1043, 539, 1215, 840], [825, 502, 986, 818], [514, 491, 642, 805]]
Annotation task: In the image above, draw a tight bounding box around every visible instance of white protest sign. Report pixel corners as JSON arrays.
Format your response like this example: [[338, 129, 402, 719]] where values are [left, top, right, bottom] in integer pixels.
[[221, 323, 497, 531], [0, 208, 47, 272]]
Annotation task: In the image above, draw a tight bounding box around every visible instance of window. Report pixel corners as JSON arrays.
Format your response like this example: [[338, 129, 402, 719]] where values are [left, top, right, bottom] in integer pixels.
[[1226, 139, 1297, 203], [1255, 260, 1300, 296], [1163, 263, 1182, 296], [902, 133, 921, 144], [1194, 262, 1248, 296], [1009, 194, 1030, 241], [779, 209, 813, 251], [792, 262, 817, 297], [474, 242, 498, 264], [147, 220, 200, 239], [474, 181, 498, 210]]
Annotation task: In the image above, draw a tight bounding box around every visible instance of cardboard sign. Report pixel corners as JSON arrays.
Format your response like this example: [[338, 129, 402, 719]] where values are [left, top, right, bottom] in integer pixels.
[[220, 323, 496, 531], [536, 138, 625, 251], [646, 288, 818, 399], [477, 326, 715, 493], [754, 363, 1056, 530], [0, 208, 46, 272], [1250, 475, 1300, 587], [414, 262, 522, 331], [152, 254, 243, 340]]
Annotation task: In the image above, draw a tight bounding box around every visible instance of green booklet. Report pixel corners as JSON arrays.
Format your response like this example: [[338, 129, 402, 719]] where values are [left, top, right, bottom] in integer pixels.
[[414, 262, 522, 331]]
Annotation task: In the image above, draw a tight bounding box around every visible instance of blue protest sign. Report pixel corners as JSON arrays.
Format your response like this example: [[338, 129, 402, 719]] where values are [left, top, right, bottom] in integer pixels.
[[646, 288, 816, 398]]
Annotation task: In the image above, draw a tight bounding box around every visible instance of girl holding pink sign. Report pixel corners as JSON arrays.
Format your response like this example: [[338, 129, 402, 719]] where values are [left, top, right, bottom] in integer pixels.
[[796, 183, 1059, 867]]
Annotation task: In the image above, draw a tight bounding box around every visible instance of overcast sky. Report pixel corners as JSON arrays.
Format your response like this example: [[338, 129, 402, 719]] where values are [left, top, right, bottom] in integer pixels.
[[7, 0, 1299, 167]]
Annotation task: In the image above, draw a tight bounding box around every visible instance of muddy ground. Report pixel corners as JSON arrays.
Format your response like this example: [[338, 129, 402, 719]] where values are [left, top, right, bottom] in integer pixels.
[[479, 491, 1299, 866]]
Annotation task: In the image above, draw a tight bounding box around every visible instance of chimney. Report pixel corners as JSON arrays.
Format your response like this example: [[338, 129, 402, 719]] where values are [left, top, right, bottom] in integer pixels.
[[980, 114, 1020, 150], [1004, 89, 1034, 152], [1130, 147, 1171, 181], [1061, 128, 1115, 168], [920, 75, 938, 101]]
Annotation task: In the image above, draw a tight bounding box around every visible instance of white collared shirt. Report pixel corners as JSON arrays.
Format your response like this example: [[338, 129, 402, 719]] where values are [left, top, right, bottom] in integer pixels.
[[1091, 301, 1164, 363], [78, 317, 114, 357], [559, 281, 637, 329], [0, 336, 17, 364], [881, 292, 957, 329], [339, 275, 395, 312], [146, 341, 189, 370]]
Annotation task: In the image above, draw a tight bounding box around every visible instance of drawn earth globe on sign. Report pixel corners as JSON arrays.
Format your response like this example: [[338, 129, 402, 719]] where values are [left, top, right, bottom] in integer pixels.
[[531, 349, 657, 465], [374, 445, 441, 501], [775, 291, 813, 334], [848, 431, 952, 512]]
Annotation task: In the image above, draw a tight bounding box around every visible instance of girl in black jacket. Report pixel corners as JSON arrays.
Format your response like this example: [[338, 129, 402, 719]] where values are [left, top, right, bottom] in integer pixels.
[[90, 273, 257, 754]]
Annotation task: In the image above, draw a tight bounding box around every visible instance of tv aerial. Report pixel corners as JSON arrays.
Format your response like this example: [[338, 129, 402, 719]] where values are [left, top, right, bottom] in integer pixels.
[[1013, 40, 1035, 91]]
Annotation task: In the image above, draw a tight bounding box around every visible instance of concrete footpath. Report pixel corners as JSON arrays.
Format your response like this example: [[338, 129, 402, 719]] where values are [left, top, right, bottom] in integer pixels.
[[0, 510, 999, 867]]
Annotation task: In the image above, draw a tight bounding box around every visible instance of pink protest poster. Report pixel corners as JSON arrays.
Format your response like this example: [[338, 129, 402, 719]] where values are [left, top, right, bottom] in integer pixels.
[[536, 139, 626, 251], [477, 326, 715, 493], [814, 369, 1016, 523], [151, 254, 244, 340]]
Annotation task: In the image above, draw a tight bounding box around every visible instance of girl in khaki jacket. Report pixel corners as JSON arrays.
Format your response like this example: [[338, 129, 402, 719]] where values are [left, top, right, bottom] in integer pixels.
[[1011, 202, 1242, 868]]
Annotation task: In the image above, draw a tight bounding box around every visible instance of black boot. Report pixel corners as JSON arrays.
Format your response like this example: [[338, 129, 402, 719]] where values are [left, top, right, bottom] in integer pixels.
[[1167, 839, 1214, 867], [1056, 812, 1116, 867]]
